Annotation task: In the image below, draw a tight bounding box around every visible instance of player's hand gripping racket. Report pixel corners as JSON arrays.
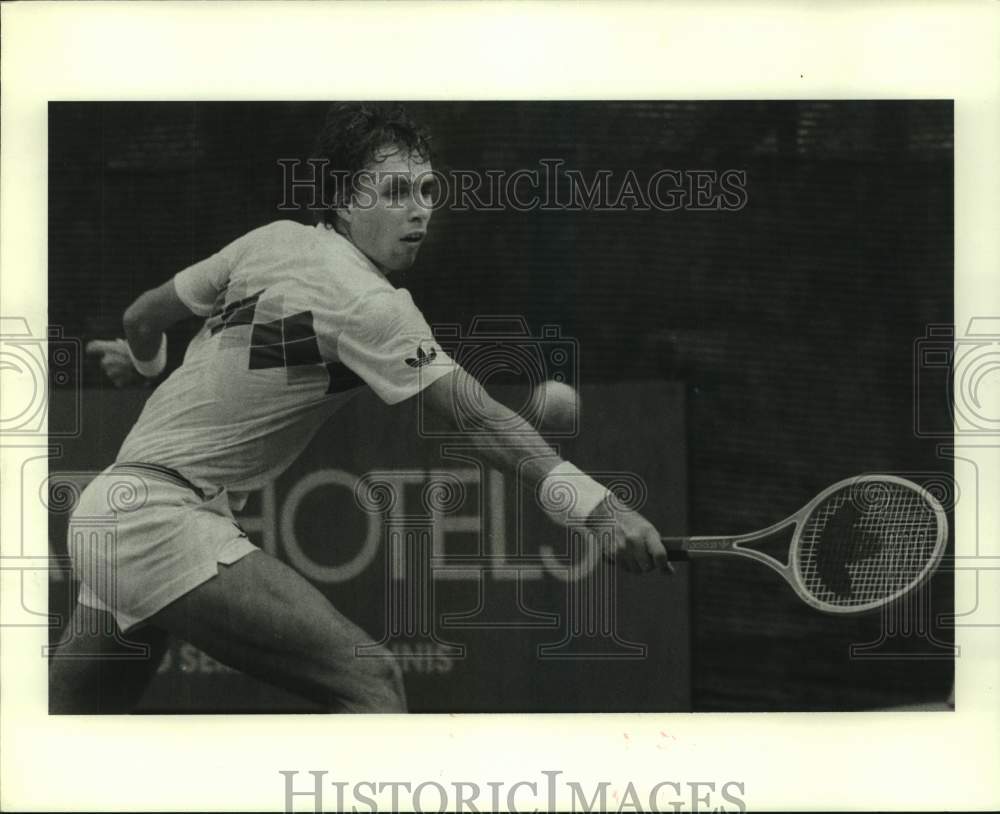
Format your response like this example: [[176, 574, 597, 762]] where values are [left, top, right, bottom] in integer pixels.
[[661, 475, 948, 614]]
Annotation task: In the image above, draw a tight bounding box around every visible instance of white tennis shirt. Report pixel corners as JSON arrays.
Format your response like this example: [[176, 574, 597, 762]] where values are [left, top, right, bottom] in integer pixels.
[[116, 220, 454, 497]]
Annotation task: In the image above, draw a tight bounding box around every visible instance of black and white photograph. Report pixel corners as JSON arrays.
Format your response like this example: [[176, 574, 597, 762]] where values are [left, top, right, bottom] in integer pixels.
[[2, 3, 998, 812], [44, 99, 955, 716]]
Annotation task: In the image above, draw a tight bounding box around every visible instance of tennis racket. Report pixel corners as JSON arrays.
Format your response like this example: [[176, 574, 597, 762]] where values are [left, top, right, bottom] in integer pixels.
[[661, 474, 948, 614]]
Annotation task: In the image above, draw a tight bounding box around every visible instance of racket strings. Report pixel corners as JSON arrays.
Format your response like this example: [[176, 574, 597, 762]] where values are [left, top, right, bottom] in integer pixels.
[[796, 482, 941, 608]]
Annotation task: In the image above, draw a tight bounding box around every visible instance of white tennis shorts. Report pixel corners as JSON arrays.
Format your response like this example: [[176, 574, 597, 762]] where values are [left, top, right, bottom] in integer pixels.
[[68, 463, 259, 632]]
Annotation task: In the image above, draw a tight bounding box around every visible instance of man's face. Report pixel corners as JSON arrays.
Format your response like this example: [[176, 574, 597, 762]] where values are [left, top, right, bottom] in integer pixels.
[[340, 147, 436, 274]]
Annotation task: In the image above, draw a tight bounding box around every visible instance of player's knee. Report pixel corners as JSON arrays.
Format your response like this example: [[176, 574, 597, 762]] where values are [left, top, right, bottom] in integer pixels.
[[359, 649, 405, 695], [339, 649, 405, 712], [382, 653, 405, 699]]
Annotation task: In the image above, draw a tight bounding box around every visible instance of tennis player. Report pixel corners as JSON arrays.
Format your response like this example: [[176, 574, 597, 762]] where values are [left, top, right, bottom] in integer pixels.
[[50, 103, 670, 713]]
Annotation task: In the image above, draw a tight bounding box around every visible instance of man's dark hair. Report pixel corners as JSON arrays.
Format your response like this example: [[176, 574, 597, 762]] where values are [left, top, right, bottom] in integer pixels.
[[313, 102, 433, 229]]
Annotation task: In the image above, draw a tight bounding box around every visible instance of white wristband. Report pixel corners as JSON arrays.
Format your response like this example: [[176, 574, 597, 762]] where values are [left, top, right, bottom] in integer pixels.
[[537, 461, 612, 527], [128, 333, 167, 378]]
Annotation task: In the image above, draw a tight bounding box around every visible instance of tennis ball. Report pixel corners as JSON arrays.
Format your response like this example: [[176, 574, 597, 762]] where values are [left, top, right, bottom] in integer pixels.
[[531, 380, 578, 433]]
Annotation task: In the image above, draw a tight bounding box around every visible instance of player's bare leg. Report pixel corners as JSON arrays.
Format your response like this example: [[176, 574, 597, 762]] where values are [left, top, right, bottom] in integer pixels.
[[49, 605, 169, 714], [147, 551, 406, 713]]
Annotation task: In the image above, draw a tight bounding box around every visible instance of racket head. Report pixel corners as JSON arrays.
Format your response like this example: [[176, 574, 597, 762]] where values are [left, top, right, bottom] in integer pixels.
[[789, 474, 948, 614]]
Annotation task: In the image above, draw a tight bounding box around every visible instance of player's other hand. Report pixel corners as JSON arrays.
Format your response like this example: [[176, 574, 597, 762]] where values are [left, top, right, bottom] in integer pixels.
[[589, 498, 673, 575], [85, 338, 142, 388]]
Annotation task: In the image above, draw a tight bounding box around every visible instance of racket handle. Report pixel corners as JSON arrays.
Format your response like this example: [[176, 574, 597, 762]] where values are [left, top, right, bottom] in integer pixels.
[[661, 536, 691, 561], [661, 535, 736, 559]]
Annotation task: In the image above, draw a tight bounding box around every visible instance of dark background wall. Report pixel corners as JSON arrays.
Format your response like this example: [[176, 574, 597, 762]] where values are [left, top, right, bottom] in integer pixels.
[[49, 100, 954, 711]]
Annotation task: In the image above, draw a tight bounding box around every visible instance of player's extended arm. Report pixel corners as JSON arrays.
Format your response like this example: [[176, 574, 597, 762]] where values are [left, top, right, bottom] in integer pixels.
[[123, 278, 194, 360], [421, 367, 671, 574], [86, 279, 196, 387]]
